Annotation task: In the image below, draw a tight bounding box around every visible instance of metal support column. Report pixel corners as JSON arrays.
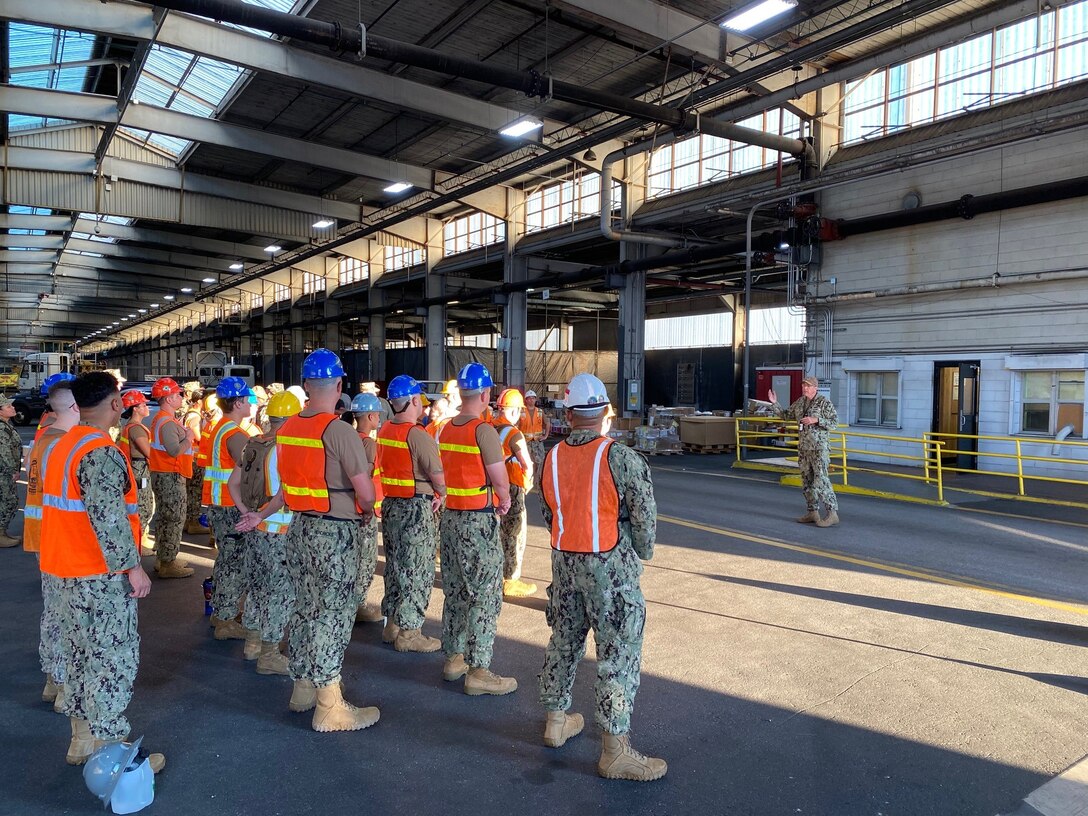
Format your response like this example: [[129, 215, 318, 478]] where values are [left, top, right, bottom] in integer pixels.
[[367, 241, 386, 381], [502, 187, 528, 389], [423, 218, 446, 381]]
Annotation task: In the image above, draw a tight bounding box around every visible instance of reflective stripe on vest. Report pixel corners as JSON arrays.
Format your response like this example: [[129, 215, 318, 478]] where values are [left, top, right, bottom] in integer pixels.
[[541, 437, 619, 553], [23, 432, 63, 553], [258, 445, 294, 534], [276, 413, 338, 513], [149, 412, 194, 477], [496, 423, 530, 490], [438, 418, 494, 511], [518, 407, 544, 440], [202, 419, 252, 507], [40, 427, 140, 578], [376, 422, 416, 498]]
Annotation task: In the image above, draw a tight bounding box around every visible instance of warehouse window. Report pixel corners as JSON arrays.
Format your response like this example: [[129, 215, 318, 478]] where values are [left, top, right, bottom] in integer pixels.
[[843, 0, 1088, 143], [525, 174, 620, 233], [301, 272, 325, 295], [855, 372, 900, 427], [273, 282, 290, 303], [526, 327, 572, 352], [1019, 370, 1085, 436], [444, 212, 505, 255], [337, 257, 368, 285], [750, 307, 804, 345], [384, 245, 425, 272], [648, 109, 803, 198], [645, 313, 732, 350], [250, 292, 264, 310]]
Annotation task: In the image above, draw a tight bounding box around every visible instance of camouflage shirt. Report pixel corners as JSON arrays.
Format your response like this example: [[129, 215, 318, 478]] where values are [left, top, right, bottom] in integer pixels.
[[0, 419, 22, 471], [774, 394, 839, 453], [540, 429, 657, 560], [77, 442, 139, 573]]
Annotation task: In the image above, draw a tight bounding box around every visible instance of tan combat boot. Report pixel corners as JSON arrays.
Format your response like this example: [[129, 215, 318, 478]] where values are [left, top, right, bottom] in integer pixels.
[[256, 642, 289, 676], [796, 510, 818, 523], [381, 621, 401, 644], [464, 667, 518, 696], [53, 683, 67, 714], [442, 653, 468, 682], [0, 533, 22, 548], [312, 680, 380, 732], [66, 718, 95, 765], [815, 509, 840, 528], [184, 520, 209, 535], [155, 559, 194, 579], [140, 529, 155, 556], [289, 679, 317, 712], [394, 629, 441, 653], [211, 616, 248, 641], [544, 710, 584, 748], [42, 673, 60, 703], [355, 603, 384, 623], [502, 578, 538, 597], [243, 628, 261, 660], [598, 733, 668, 781]]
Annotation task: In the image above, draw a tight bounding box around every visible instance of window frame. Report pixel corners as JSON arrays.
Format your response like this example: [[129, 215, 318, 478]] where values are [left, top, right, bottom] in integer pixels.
[[852, 371, 902, 429], [1015, 369, 1086, 437]]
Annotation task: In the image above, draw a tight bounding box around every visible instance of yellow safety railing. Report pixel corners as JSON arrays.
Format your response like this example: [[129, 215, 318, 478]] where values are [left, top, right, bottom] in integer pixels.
[[736, 416, 946, 503], [923, 431, 1088, 500]]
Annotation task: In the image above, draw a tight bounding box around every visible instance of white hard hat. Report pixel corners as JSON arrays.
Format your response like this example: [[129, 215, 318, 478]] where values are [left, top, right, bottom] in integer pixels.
[[565, 373, 609, 413], [524, 390, 537, 398], [287, 385, 308, 406]]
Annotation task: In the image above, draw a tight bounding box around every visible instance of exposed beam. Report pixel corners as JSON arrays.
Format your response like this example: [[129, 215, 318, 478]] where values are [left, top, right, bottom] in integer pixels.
[[0, 0, 541, 134], [0, 234, 64, 249], [552, 0, 721, 63], [0, 213, 73, 231], [71, 218, 271, 261], [0, 85, 436, 190]]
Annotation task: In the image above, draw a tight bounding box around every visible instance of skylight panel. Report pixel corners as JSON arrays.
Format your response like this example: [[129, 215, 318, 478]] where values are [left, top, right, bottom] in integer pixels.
[[7, 24, 94, 130]]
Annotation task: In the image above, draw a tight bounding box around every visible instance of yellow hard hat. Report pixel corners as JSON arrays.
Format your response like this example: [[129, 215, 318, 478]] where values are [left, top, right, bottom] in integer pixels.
[[202, 394, 219, 413], [266, 390, 302, 418], [443, 379, 458, 396]]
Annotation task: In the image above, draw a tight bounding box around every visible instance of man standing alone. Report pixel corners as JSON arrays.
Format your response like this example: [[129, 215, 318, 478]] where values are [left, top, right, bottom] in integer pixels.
[[0, 394, 23, 547], [767, 376, 839, 527]]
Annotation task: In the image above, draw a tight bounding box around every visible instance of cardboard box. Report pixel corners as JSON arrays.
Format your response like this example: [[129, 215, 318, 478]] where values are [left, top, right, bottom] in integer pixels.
[[678, 417, 736, 447], [614, 417, 640, 431]]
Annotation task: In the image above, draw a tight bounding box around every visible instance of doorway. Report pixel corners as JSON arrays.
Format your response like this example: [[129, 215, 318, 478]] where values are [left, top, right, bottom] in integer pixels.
[[933, 361, 980, 470]]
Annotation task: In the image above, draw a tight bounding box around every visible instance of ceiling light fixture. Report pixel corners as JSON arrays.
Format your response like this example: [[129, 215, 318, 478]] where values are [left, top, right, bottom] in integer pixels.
[[722, 0, 797, 31], [137, 309, 147, 314], [582, 148, 598, 162], [202, 277, 216, 284], [229, 262, 244, 270], [180, 287, 194, 293], [150, 303, 159, 308], [164, 295, 175, 300], [264, 245, 281, 253], [499, 118, 543, 138], [383, 182, 411, 194], [312, 219, 335, 229]]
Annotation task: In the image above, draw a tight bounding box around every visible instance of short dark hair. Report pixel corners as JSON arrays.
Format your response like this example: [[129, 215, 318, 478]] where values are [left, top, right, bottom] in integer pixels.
[[219, 395, 246, 413], [72, 371, 119, 409], [47, 381, 74, 400]]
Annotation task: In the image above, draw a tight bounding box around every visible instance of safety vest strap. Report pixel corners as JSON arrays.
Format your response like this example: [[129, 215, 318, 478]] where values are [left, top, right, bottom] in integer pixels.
[[543, 437, 619, 554]]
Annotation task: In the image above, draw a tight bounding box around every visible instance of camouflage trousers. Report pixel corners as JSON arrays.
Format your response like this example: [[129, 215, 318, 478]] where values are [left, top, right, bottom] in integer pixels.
[[186, 464, 205, 525], [286, 515, 360, 687], [439, 510, 502, 668], [150, 471, 185, 562], [500, 486, 528, 581], [529, 441, 545, 490], [130, 458, 155, 535], [355, 514, 378, 609], [0, 467, 17, 532], [380, 497, 437, 629], [208, 506, 246, 621], [59, 573, 139, 742], [246, 529, 294, 642], [39, 567, 67, 682], [539, 544, 646, 735], [799, 446, 838, 513]]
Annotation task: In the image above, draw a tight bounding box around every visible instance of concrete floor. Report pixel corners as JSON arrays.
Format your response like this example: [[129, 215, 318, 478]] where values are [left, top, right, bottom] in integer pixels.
[[2, 438, 1086, 816]]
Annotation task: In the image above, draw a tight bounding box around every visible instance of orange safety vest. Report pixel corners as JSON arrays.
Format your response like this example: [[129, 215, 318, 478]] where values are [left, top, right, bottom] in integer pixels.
[[276, 413, 339, 513], [148, 411, 194, 477], [425, 417, 448, 439], [479, 406, 494, 424], [34, 416, 52, 444], [257, 445, 294, 535], [202, 418, 253, 506], [186, 410, 207, 467], [359, 432, 385, 515], [40, 427, 140, 578], [118, 422, 148, 464], [23, 430, 64, 553], [518, 407, 545, 440], [495, 423, 531, 490], [376, 422, 418, 499], [541, 437, 620, 553], [437, 418, 496, 511]]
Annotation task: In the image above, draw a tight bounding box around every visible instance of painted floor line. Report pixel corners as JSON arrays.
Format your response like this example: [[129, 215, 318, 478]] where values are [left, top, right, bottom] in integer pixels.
[[657, 514, 1088, 617], [1003, 752, 1088, 816]]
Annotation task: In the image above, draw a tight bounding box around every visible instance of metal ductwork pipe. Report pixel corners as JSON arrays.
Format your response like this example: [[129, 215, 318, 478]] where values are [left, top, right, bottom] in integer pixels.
[[149, 0, 812, 163], [600, 136, 684, 247]]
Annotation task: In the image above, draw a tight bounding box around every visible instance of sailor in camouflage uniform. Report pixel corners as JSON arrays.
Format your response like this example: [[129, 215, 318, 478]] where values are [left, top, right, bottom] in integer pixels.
[[537, 373, 666, 782], [147, 378, 196, 578], [768, 375, 840, 527], [239, 350, 378, 732], [181, 383, 210, 535], [437, 363, 516, 696], [0, 394, 23, 547], [39, 372, 164, 773], [349, 392, 390, 627]]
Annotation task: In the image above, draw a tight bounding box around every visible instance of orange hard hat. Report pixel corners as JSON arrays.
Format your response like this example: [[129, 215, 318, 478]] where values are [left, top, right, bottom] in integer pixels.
[[151, 377, 181, 398], [497, 388, 525, 409], [121, 390, 149, 409]]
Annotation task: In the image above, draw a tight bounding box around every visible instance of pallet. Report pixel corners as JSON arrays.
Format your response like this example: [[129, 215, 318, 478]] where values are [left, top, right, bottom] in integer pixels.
[[639, 448, 684, 456], [682, 443, 735, 454]]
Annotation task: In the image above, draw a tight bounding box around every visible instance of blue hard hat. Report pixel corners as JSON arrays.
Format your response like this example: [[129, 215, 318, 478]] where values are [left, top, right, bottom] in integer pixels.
[[387, 375, 422, 401], [216, 376, 252, 399], [457, 362, 493, 392], [41, 371, 76, 397], [301, 348, 345, 379], [351, 393, 382, 413]]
